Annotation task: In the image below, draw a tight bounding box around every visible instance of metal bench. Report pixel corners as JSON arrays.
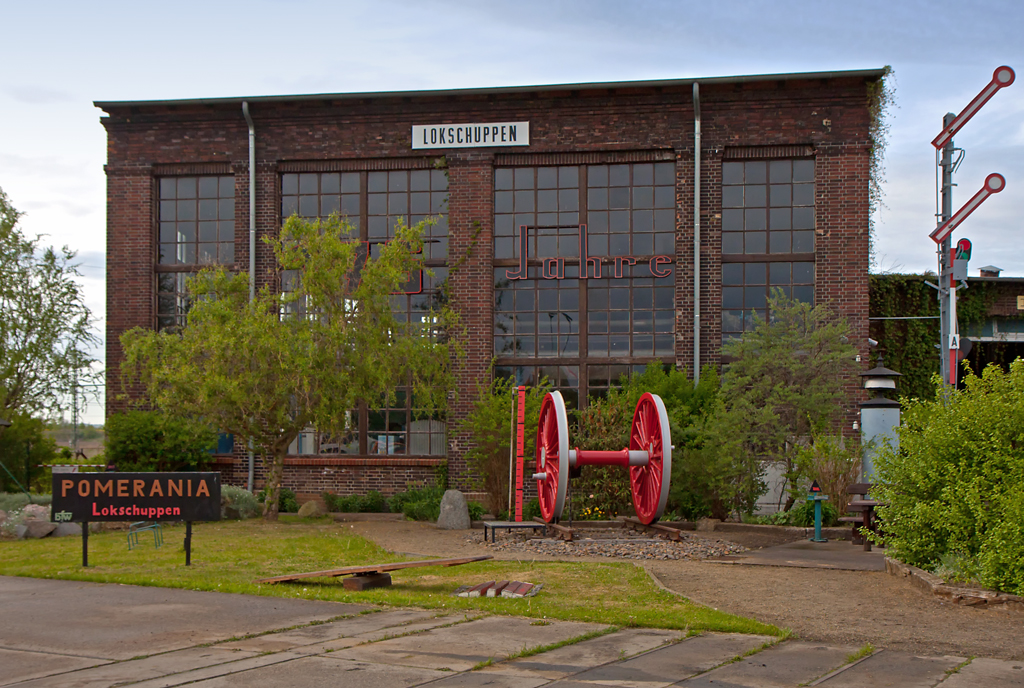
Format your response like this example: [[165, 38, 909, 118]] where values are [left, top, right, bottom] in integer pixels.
[[482, 521, 546, 543]]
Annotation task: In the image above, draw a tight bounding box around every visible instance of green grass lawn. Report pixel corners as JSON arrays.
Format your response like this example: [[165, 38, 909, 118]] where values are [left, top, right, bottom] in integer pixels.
[[0, 519, 780, 637]]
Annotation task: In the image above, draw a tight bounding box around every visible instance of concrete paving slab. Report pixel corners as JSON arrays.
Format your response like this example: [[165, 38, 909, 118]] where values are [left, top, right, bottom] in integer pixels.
[[561, 632, 773, 686], [7, 646, 259, 688], [0, 648, 108, 686], [421, 671, 550, 687], [478, 628, 684, 680], [708, 540, 886, 571], [332, 616, 608, 672], [0, 576, 366, 660], [679, 640, 855, 687], [117, 650, 314, 688], [185, 654, 449, 687], [939, 658, 1024, 687], [814, 650, 966, 686], [217, 609, 445, 652]]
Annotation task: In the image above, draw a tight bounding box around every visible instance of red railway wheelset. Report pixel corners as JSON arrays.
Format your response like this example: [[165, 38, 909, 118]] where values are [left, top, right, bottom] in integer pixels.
[[532, 391, 672, 525]]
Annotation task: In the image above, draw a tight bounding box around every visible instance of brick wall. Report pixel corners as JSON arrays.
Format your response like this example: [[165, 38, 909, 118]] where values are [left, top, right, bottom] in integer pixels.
[[101, 73, 879, 495]]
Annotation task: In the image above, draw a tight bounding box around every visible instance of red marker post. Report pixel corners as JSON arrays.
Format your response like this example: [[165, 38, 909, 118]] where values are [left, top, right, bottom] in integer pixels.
[[932, 66, 1015, 150], [930, 173, 1005, 245]]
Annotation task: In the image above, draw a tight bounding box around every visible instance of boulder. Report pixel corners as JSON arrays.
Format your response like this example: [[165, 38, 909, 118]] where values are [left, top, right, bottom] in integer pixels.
[[15, 524, 28, 540], [22, 504, 50, 520], [53, 522, 82, 537], [0, 509, 6, 526], [24, 520, 57, 539], [436, 490, 471, 530], [297, 500, 327, 518], [696, 518, 720, 532]]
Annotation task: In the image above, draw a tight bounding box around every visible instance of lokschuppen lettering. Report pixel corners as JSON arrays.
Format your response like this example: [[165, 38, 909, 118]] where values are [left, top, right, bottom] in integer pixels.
[[412, 121, 530, 150]]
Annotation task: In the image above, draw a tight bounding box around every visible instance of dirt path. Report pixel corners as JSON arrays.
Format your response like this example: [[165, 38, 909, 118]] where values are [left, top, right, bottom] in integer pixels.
[[348, 520, 1023, 660]]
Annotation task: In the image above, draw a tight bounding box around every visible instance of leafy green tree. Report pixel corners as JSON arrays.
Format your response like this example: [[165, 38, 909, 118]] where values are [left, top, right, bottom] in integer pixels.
[[104, 410, 216, 472], [0, 412, 60, 493], [122, 215, 456, 519], [719, 292, 857, 508], [0, 187, 100, 419]]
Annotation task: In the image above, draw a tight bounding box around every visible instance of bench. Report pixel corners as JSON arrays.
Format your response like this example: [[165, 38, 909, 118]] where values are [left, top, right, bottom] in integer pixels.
[[838, 483, 882, 551], [482, 521, 546, 543]]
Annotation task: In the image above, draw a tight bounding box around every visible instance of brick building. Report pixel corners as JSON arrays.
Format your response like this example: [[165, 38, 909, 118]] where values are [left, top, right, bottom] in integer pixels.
[[98, 68, 882, 498]]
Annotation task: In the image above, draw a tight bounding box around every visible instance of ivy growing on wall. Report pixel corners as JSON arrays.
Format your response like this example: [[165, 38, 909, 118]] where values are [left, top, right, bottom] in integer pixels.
[[869, 274, 998, 400]]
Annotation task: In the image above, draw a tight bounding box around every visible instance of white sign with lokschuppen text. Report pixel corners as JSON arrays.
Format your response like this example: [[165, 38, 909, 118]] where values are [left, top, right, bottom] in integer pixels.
[[412, 122, 529, 149]]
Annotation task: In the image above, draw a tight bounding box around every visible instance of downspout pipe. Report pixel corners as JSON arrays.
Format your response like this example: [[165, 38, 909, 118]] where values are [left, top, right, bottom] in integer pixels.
[[692, 83, 701, 383], [242, 101, 256, 492]]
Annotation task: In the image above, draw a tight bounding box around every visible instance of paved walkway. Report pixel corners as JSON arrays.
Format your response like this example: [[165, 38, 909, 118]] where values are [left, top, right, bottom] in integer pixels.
[[1, 577, 1021, 687]]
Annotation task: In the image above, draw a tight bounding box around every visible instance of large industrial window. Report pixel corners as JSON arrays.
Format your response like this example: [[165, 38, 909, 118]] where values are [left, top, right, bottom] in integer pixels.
[[493, 162, 676, 404], [156, 175, 235, 331], [720, 158, 815, 345], [280, 168, 449, 457]]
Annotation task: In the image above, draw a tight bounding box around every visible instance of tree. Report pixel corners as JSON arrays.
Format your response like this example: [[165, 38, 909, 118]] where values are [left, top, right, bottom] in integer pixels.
[[0, 187, 100, 419], [719, 292, 857, 508], [122, 215, 457, 519]]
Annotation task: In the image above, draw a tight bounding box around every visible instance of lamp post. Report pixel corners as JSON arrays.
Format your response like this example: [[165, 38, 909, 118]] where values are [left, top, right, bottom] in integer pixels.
[[859, 354, 902, 482]]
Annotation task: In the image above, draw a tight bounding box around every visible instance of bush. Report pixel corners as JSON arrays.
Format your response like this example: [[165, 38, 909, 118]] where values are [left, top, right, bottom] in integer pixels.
[[785, 499, 839, 528], [0, 492, 51, 513], [322, 490, 390, 513], [258, 486, 298, 513], [105, 410, 216, 472], [794, 434, 861, 510], [220, 485, 260, 520], [874, 361, 1024, 595], [0, 413, 60, 493], [458, 375, 551, 516], [384, 486, 484, 522]]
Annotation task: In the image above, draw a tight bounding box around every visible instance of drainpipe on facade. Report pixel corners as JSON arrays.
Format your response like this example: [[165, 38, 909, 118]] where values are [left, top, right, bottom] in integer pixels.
[[242, 101, 256, 492], [693, 82, 701, 383]]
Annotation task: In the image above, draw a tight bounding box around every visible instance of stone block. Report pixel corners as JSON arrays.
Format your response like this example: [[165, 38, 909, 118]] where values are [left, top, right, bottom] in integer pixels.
[[343, 573, 392, 591], [24, 520, 57, 539], [53, 522, 82, 537], [297, 500, 327, 518], [436, 489, 471, 529]]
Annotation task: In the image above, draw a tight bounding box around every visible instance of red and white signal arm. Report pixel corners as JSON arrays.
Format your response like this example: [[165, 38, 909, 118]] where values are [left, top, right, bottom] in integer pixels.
[[930, 173, 1006, 244], [933, 66, 1015, 150]]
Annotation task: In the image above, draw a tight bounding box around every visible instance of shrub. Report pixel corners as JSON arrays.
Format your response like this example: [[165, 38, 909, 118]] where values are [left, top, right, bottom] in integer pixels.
[[794, 434, 861, 510], [458, 375, 550, 516], [220, 485, 260, 520], [322, 490, 390, 513], [105, 410, 216, 472], [785, 499, 839, 527], [0, 492, 51, 513], [873, 361, 1024, 595], [0, 413, 60, 493], [258, 486, 298, 513], [385, 485, 484, 522]]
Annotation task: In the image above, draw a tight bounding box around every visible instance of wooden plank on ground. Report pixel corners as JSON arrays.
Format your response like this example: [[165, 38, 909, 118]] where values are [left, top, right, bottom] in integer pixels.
[[622, 517, 686, 542], [256, 555, 493, 584]]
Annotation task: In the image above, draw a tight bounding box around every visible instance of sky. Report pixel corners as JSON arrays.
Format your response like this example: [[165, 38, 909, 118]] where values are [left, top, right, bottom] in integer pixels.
[[1, 0, 1022, 423]]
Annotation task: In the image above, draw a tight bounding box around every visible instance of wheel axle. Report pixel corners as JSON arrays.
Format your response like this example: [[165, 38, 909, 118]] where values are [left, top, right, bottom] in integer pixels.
[[534, 391, 672, 526]]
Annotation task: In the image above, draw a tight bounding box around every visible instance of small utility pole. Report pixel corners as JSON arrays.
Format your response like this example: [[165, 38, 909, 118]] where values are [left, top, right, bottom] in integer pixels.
[[937, 112, 954, 385]]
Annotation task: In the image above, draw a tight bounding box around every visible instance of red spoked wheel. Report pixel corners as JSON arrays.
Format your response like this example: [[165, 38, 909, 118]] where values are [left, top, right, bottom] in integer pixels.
[[628, 393, 672, 524], [535, 391, 569, 523]]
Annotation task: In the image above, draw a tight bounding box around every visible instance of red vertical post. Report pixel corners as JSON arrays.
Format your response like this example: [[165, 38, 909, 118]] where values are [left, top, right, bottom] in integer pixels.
[[514, 385, 526, 522]]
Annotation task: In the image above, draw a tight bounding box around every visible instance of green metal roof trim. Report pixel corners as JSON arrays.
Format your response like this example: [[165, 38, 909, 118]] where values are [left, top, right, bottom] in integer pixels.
[[95, 68, 886, 110]]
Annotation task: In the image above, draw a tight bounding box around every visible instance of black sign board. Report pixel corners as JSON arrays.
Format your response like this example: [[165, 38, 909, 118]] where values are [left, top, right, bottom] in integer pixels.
[[51, 472, 221, 523]]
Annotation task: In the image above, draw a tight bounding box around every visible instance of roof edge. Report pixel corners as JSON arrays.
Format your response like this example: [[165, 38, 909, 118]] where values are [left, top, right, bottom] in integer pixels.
[[94, 68, 887, 111]]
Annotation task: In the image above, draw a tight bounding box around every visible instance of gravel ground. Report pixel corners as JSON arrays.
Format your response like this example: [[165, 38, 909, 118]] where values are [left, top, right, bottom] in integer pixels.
[[483, 527, 747, 561], [348, 519, 1024, 660]]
